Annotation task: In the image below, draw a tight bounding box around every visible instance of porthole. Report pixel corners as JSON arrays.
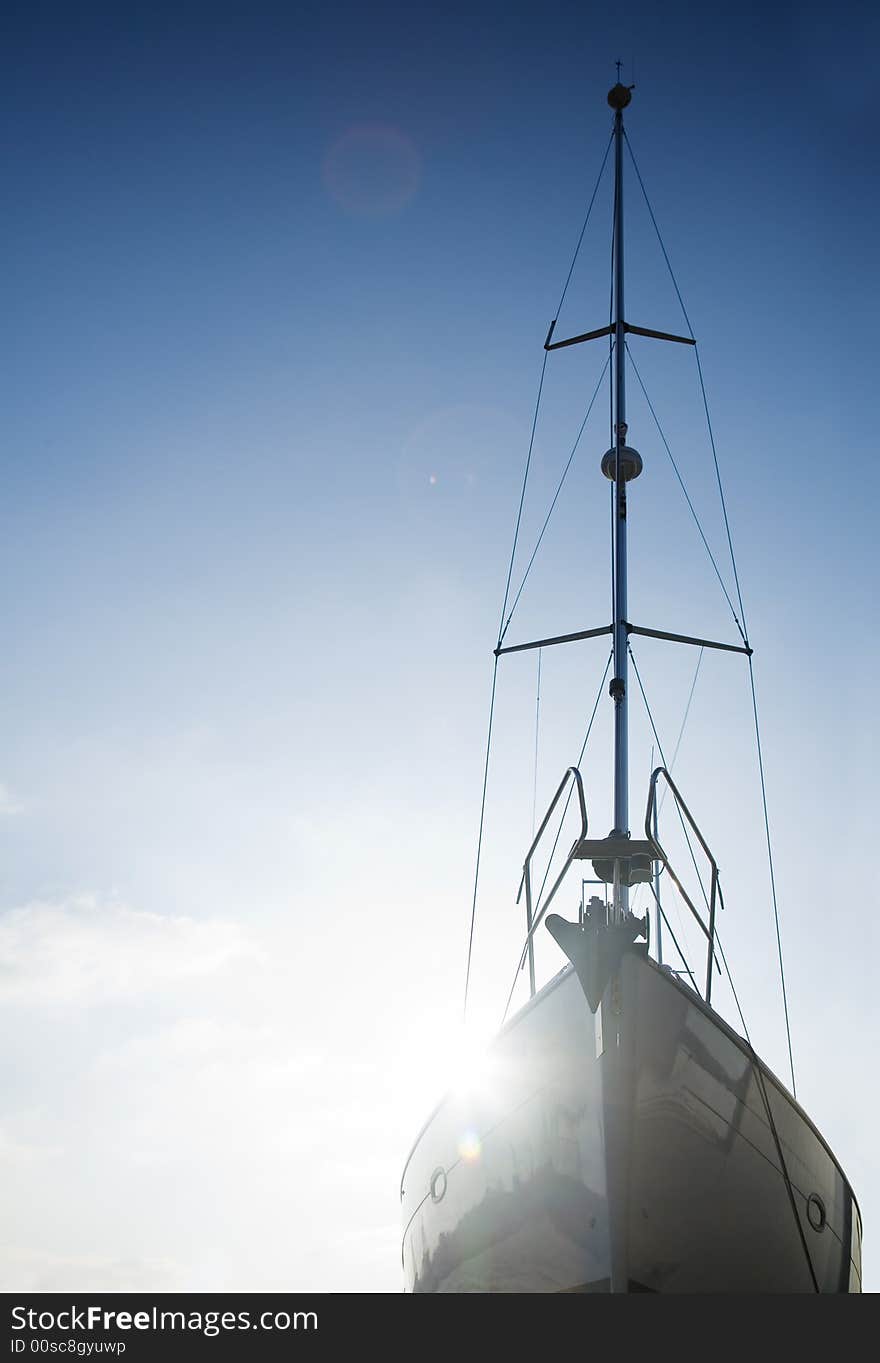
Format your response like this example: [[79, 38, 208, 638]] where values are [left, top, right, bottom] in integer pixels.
[[806, 1194, 826, 1232], [429, 1167, 447, 1204]]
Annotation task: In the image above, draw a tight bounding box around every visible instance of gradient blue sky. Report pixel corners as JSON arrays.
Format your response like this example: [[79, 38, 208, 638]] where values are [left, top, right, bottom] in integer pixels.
[[0, 0, 876, 1291]]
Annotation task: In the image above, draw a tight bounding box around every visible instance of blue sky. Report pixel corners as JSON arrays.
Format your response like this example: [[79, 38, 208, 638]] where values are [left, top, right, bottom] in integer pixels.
[[0, 0, 876, 1291]]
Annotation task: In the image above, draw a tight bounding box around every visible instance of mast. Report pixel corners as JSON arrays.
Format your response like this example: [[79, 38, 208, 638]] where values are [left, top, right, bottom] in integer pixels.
[[602, 76, 642, 913]]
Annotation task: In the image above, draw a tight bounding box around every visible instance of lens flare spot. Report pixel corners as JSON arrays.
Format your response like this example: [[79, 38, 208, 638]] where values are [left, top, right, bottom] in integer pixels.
[[322, 123, 420, 219], [458, 1130, 481, 1163]]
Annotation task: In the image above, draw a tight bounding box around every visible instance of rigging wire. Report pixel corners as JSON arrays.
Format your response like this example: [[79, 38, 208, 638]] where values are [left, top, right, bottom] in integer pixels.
[[748, 655, 796, 1097], [463, 656, 500, 1019], [645, 880, 694, 989], [627, 645, 706, 973], [629, 645, 710, 907], [496, 351, 549, 645], [625, 132, 796, 1097], [531, 649, 542, 837], [667, 647, 704, 778], [625, 342, 745, 643], [625, 130, 749, 638], [553, 130, 614, 322], [713, 930, 818, 1290], [696, 345, 749, 640], [623, 131, 695, 338], [631, 646, 704, 915], [501, 650, 613, 1024], [499, 354, 611, 643], [496, 133, 615, 648]]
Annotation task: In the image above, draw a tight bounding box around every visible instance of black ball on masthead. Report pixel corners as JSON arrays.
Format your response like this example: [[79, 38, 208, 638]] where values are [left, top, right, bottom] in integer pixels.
[[607, 82, 633, 110]]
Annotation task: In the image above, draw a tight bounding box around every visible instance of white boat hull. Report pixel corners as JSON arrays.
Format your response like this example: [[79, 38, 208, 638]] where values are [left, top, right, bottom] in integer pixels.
[[400, 952, 861, 1292]]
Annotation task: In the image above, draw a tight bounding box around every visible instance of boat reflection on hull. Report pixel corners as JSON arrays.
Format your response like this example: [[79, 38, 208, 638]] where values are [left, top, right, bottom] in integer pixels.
[[400, 955, 861, 1292]]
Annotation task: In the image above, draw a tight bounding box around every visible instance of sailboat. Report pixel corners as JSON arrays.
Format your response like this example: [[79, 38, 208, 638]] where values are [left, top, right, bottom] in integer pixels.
[[399, 79, 862, 1293]]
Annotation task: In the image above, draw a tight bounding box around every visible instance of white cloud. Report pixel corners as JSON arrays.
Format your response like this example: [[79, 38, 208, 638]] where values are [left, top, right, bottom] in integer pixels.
[[0, 892, 405, 1293], [0, 1122, 63, 1167], [0, 896, 258, 1006], [0, 782, 24, 816], [0, 1244, 181, 1293]]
